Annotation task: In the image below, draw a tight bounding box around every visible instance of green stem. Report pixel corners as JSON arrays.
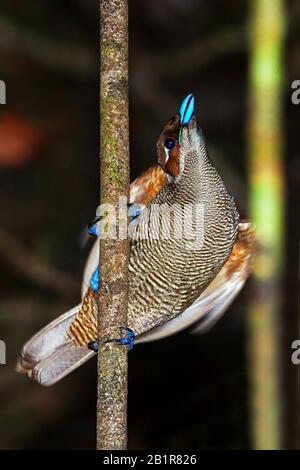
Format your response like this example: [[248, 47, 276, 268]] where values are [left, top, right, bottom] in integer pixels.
[[248, 0, 286, 450]]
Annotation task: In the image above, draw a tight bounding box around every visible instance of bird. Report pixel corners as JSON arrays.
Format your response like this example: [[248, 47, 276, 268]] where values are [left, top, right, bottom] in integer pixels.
[[17, 94, 255, 386]]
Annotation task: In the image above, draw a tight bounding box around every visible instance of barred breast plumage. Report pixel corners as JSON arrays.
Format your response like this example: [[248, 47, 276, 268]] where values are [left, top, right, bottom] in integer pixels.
[[128, 119, 239, 336]]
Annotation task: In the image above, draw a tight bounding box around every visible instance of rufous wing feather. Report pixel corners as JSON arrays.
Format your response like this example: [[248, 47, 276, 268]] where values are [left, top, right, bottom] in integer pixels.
[[129, 164, 167, 207]]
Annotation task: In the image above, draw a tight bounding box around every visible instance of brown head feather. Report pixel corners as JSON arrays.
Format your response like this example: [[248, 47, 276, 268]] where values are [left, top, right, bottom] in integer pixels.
[[157, 114, 181, 177]]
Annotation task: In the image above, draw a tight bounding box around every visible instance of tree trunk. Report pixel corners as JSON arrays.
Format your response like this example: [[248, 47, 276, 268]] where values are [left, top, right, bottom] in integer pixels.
[[97, 0, 129, 450]]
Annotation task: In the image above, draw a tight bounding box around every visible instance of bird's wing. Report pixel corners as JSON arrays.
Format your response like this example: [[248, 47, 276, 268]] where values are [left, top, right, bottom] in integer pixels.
[[16, 302, 96, 385], [17, 304, 81, 372], [27, 343, 95, 387], [138, 221, 255, 342]]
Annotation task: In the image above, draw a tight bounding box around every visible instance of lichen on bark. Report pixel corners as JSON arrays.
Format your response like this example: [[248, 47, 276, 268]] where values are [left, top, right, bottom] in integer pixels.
[[97, 0, 129, 451]]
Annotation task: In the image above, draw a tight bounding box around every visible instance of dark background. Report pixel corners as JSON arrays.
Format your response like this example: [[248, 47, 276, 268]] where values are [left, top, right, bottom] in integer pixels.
[[0, 0, 299, 449]]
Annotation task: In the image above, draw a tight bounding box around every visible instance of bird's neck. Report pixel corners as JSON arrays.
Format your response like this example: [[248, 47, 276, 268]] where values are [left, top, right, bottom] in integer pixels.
[[169, 149, 221, 204]]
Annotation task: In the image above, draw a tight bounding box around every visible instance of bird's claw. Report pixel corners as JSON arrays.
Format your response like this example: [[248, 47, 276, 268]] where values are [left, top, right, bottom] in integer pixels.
[[88, 215, 102, 237], [90, 266, 100, 292], [129, 204, 141, 223], [87, 328, 135, 353], [107, 327, 135, 351], [87, 340, 99, 352]]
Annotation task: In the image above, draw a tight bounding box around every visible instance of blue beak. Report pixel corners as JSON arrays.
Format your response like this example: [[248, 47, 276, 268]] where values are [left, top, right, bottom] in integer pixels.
[[179, 93, 194, 126]]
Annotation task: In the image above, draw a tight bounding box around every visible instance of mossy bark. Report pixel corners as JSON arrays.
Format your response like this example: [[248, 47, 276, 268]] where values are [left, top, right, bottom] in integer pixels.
[[97, 0, 129, 450]]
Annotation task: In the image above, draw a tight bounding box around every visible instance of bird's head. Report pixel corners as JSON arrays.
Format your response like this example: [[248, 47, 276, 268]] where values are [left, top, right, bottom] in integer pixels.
[[157, 94, 203, 180]]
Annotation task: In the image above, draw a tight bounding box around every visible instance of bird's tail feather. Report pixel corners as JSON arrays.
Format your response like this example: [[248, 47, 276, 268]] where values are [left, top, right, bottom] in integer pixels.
[[16, 304, 96, 386]]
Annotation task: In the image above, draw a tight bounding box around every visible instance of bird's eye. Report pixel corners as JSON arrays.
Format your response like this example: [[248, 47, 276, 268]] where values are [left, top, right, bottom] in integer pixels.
[[164, 138, 176, 150]]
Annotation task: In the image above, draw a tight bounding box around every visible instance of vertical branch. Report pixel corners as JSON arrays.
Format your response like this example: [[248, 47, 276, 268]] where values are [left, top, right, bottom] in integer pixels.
[[248, 0, 285, 449], [97, 0, 129, 450]]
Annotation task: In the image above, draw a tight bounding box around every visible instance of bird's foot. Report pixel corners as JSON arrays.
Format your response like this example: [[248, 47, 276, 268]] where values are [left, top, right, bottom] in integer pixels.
[[107, 327, 135, 351], [89, 204, 141, 237], [128, 203, 141, 223], [87, 328, 135, 353], [88, 215, 102, 237], [90, 266, 100, 292], [87, 340, 99, 352]]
